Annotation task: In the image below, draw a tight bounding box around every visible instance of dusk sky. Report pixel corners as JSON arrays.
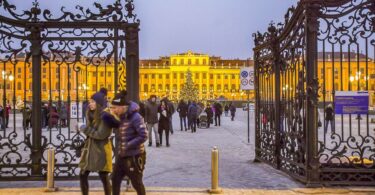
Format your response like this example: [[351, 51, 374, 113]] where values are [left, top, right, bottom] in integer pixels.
[[3, 0, 297, 59]]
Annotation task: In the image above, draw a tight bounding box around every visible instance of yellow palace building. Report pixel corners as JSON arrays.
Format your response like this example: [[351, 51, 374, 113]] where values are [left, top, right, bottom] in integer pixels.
[[139, 51, 253, 101], [0, 51, 373, 105], [1, 51, 252, 103]]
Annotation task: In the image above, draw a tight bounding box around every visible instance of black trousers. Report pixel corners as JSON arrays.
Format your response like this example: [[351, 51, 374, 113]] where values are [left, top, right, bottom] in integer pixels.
[[79, 170, 111, 195], [159, 129, 170, 145], [190, 117, 197, 132], [112, 153, 146, 195], [215, 114, 221, 126]]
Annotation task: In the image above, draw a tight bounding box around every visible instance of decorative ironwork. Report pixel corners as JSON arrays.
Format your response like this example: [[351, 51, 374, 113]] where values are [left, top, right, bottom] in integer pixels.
[[0, 0, 140, 180], [254, 0, 375, 186]]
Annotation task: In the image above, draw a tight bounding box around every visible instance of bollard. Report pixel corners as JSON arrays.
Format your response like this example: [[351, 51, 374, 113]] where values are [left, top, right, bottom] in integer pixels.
[[45, 147, 58, 192], [208, 146, 222, 194]]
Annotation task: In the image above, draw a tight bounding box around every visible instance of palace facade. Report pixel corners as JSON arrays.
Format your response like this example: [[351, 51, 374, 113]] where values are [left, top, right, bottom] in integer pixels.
[[0, 51, 253, 103], [0, 51, 374, 106]]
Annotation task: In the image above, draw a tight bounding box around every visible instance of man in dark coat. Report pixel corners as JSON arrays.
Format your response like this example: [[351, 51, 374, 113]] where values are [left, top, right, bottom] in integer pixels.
[[177, 100, 188, 131], [229, 103, 236, 121], [110, 91, 148, 195], [324, 103, 335, 134], [214, 102, 223, 126], [188, 101, 198, 133], [145, 95, 160, 147]]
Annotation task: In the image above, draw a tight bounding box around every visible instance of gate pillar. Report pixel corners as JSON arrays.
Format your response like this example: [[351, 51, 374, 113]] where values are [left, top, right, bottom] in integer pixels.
[[29, 24, 43, 176], [125, 24, 140, 102], [305, 2, 320, 186]]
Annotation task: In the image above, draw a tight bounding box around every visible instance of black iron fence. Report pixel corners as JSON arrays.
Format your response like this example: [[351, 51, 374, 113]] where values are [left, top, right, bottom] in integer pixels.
[[0, 0, 139, 180], [254, 0, 375, 186]]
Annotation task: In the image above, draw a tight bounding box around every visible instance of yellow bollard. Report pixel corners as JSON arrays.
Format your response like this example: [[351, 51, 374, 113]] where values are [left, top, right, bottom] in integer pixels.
[[45, 147, 58, 192], [208, 146, 222, 194]]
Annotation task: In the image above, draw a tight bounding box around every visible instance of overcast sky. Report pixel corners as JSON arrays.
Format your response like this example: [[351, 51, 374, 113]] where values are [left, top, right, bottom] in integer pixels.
[[2, 0, 297, 59]]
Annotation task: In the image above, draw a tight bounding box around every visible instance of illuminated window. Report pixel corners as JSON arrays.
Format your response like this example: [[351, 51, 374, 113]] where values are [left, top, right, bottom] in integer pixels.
[[188, 59, 191, 65], [210, 74, 213, 79], [173, 73, 177, 79], [42, 82, 47, 91], [203, 59, 207, 65], [217, 74, 221, 79], [159, 74, 162, 79], [195, 73, 199, 79], [17, 82, 21, 90], [144, 84, 148, 92], [166, 74, 170, 79], [144, 74, 148, 79], [180, 59, 184, 65], [151, 74, 155, 79], [203, 73, 207, 79], [232, 74, 235, 79], [195, 59, 199, 64], [180, 73, 184, 79], [173, 59, 177, 64]]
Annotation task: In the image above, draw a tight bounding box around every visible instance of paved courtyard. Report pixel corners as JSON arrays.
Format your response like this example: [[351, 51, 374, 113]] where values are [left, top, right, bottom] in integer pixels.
[[0, 109, 304, 189]]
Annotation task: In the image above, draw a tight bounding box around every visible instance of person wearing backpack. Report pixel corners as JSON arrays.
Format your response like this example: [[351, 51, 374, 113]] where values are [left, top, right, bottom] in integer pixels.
[[188, 101, 198, 133], [177, 99, 188, 131]]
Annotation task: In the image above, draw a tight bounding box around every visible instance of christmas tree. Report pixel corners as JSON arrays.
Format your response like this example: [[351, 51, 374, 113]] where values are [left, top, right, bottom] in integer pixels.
[[180, 69, 199, 102]]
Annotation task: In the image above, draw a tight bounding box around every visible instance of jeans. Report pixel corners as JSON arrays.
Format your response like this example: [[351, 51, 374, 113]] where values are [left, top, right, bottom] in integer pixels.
[[190, 116, 197, 132], [324, 120, 335, 134], [147, 123, 160, 144], [180, 116, 187, 131], [215, 114, 221, 126], [112, 153, 146, 195]]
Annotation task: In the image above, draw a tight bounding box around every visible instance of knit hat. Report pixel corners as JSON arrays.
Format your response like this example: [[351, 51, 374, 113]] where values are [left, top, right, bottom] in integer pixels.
[[111, 90, 129, 106], [99, 88, 108, 96], [91, 91, 107, 107]]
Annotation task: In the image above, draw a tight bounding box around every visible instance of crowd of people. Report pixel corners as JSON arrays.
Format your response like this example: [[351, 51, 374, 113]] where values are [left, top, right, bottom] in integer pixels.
[[19, 101, 70, 130], [140, 95, 238, 148]]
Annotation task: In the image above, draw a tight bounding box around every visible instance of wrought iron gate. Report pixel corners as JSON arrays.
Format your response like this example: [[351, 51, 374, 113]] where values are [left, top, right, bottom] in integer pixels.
[[0, 0, 139, 180], [254, 0, 375, 186]]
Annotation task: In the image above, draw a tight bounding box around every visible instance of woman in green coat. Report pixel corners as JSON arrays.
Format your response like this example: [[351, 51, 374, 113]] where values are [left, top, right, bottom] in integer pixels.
[[78, 91, 117, 195]]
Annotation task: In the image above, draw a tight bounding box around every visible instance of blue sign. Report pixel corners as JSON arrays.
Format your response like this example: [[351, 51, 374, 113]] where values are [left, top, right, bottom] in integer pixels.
[[335, 91, 369, 114], [241, 71, 248, 78]]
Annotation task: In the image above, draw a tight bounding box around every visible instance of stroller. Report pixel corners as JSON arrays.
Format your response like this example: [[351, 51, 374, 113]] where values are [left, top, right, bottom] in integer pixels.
[[198, 112, 208, 129]]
